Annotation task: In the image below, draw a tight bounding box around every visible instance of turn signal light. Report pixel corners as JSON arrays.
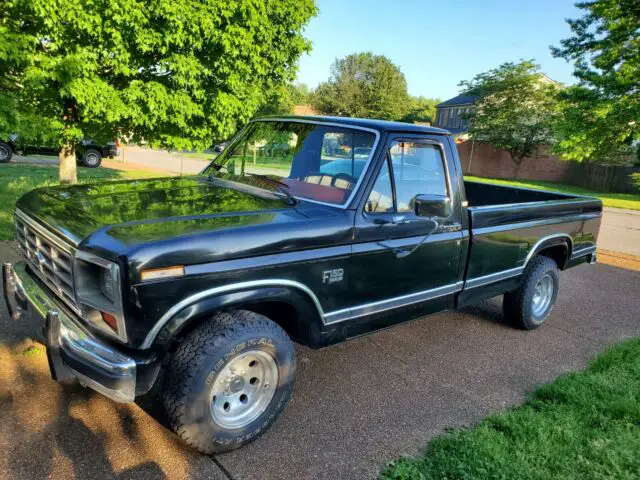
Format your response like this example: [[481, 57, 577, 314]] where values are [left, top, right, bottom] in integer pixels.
[[140, 265, 185, 282], [101, 311, 119, 333]]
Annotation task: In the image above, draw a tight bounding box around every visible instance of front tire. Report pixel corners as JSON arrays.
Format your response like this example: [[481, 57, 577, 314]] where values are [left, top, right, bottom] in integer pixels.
[[163, 310, 296, 454], [0, 141, 13, 163], [503, 256, 559, 330], [80, 148, 102, 168]]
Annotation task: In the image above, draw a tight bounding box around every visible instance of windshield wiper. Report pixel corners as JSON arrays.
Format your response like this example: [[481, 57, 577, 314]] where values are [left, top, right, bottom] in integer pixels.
[[247, 173, 297, 206]]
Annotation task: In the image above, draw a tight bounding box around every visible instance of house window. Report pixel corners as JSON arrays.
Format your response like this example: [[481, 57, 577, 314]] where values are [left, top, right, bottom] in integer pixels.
[[441, 109, 449, 126]]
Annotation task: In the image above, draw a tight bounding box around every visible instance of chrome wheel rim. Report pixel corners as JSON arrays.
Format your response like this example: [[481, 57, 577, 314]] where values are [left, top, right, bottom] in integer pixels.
[[532, 273, 554, 318], [209, 350, 278, 430], [85, 153, 99, 166], [0, 145, 9, 161]]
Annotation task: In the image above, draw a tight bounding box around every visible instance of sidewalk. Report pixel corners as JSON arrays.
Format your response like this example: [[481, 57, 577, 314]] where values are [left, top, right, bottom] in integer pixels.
[[599, 207, 640, 257]]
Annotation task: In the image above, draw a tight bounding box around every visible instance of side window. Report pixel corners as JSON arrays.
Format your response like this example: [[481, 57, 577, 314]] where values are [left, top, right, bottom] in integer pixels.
[[365, 158, 394, 213], [389, 141, 448, 213]]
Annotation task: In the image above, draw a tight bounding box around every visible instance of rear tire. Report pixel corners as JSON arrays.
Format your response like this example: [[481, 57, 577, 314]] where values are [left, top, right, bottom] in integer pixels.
[[81, 148, 102, 168], [503, 256, 559, 330], [163, 310, 296, 454], [0, 141, 12, 163]]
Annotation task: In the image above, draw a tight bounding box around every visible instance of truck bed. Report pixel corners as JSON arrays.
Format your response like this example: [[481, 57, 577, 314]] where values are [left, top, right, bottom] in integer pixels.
[[463, 181, 601, 230], [464, 180, 574, 207], [459, 180, 602, 306]]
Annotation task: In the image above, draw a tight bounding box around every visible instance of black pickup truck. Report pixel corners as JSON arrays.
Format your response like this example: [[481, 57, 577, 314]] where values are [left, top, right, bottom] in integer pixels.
[[3, 116, 601, 454], [0, 135, 117, 167]]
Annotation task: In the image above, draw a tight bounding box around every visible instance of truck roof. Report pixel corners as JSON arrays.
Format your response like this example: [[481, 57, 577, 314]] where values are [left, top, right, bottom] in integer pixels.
[[256, 115, 451, 135]]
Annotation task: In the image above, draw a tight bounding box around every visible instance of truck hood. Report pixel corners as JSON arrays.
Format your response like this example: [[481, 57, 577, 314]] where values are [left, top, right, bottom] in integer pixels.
[[15, 176, 292, 246]]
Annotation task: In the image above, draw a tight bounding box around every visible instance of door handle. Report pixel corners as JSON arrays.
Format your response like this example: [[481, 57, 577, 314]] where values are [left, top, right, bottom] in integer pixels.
[[393, 248, 412, 259], [373, 216, 410, 226], [392, 215, 409, 225]]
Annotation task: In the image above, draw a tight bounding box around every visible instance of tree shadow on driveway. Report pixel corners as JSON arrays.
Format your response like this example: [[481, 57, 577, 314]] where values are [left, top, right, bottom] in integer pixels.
[[0, 242, 222, 480]]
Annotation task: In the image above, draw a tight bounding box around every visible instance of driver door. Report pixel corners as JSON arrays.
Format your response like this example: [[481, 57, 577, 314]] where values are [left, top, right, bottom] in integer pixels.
[[349, 136, 464, 316]]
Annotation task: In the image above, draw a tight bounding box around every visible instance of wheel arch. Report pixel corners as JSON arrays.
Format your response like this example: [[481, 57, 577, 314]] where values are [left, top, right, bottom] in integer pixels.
[[524, 234, 573, 271], [146, 282, 325, 353]]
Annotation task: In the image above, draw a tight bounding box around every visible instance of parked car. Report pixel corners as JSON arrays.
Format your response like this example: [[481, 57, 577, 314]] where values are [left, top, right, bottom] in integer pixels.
[[0, 135, 117, 167], [0, 141, 12, 163], [213, 141, 229, 153], [3, 116, 601, 454]]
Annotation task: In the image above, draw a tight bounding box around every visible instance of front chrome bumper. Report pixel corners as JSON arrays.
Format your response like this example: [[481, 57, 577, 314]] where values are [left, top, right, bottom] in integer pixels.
[[3, 262, 136, 402]]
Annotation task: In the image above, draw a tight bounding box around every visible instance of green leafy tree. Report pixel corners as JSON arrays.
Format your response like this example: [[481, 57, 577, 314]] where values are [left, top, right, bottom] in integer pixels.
[[256, 84, 296, 117], [255, 82, 313, 117], [312, 52, 410, 120], [460, 60, 559, 177], [0, 0, 317, 183], [289, 83, 312, 105], [632, 172, 640, 192], [400, 96, 441, 124], [550, 0, 639, 163]]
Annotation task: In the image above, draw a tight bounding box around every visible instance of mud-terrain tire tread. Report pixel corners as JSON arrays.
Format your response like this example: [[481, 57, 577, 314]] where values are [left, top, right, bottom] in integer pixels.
[[503, 256, 559, 330], [163, 310, 295, 454]]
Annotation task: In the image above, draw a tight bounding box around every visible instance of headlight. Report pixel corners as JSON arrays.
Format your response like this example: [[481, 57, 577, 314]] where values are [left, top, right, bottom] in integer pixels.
[[74, 251, 127, 343], [100, 267, 114, 302]]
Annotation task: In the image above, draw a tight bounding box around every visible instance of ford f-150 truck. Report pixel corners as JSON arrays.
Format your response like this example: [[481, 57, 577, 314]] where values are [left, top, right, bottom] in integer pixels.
[[3, 116, 601, 454]]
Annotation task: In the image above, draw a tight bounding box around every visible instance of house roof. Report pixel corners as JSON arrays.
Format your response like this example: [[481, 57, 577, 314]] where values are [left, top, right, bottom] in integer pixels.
[[256, 115, 450, 135], [436, 94, 478, 108]]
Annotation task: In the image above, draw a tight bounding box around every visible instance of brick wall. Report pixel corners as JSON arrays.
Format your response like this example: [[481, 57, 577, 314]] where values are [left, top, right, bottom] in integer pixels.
[[456, 140, 639, 193], [456, 140, 570, 182]]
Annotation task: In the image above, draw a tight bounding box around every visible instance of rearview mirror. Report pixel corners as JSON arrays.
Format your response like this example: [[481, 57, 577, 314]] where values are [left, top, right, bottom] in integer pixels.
[[414, 194, 452, 218]]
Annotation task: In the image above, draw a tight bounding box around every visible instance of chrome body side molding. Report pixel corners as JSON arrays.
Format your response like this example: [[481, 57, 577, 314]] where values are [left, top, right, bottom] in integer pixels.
[[140, 279, 326, 349], [323, 282, 463, 325], [184, 245, 351, 277], [571, 245, 597, 259], [464, 267, 524, 290], [523, 233, 574, 268]]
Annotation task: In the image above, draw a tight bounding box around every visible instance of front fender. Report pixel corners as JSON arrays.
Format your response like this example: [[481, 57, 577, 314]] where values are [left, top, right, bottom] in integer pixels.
[[148, 285, 325, 353]]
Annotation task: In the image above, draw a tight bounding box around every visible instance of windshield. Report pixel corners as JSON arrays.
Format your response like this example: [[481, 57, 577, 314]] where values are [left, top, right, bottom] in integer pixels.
[[203, 121, 377, 206]]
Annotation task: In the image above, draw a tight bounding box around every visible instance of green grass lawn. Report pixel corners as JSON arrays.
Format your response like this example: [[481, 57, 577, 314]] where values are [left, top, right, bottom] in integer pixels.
[[465, 176, 640, 211], [177, 152, 291, 171], [0, 164, 167, 241], [382, 339, 640, 480]]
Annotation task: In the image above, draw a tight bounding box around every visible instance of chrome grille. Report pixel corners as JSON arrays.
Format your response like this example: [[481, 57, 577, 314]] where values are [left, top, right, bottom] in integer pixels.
[[15, 211, 80, 314]]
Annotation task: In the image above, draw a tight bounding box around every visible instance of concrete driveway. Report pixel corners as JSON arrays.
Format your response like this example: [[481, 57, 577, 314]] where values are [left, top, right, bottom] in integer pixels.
[[1, 240, 639, 479]]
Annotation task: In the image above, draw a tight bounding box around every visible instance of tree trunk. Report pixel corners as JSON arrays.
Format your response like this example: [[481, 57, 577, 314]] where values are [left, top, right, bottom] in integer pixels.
[[59, 144, 77, 184], [510, 152, 525, 179], [513, 161, 522, 179]]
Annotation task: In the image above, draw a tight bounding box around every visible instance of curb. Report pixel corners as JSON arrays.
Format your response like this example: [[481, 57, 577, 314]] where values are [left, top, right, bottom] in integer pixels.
[[597, 249, 640, 272]]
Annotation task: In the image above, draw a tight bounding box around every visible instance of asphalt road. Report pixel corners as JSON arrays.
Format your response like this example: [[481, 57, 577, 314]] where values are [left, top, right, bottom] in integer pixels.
[[1, 241, 639, 479]]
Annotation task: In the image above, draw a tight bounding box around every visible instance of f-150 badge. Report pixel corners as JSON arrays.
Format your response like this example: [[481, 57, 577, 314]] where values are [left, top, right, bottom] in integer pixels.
[[322, 268, 344, 284]]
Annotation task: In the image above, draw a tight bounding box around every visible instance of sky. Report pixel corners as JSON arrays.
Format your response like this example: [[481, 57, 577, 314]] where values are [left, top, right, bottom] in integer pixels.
[[296, 0, 582, 101]]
